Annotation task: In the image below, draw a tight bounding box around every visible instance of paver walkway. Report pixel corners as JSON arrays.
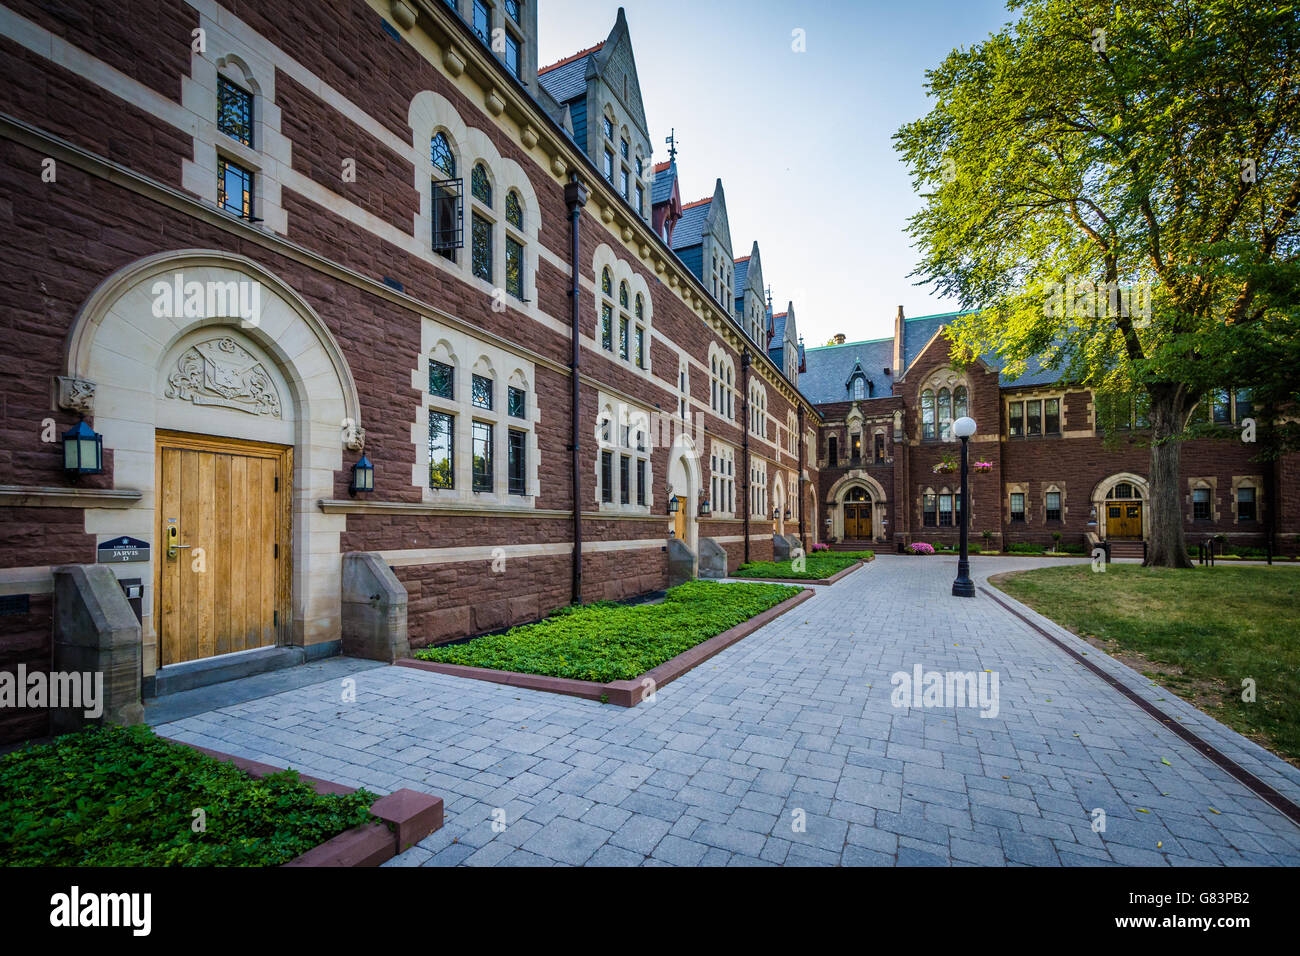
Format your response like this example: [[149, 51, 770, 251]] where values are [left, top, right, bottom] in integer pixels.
[[154, 555, 1300, 866]]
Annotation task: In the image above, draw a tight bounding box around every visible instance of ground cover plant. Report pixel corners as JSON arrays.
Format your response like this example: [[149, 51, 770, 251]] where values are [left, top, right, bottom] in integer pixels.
[[414, 580, 802, 682], [733, 550, 874, 580], [0, 725, 376, 866]]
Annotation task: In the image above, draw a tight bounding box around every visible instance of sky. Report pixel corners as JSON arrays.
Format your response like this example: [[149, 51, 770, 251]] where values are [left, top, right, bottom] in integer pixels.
[[537, 0, 1018, 346]]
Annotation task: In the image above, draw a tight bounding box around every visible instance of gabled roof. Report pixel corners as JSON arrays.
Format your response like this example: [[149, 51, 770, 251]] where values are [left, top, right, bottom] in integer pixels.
[[799, 336, 895, 405], [671, 198, 711, 249], [770, 311, 787, 346], [651, 160, 677, 206], [733, 255, 751, 293], [537, 43, 602, 103]]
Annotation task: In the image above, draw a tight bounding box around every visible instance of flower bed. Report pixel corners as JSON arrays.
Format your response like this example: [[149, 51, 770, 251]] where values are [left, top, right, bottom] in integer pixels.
[[0, 726, 379, 866], [908, 542, 936, 555], [734, 551, 873, 581]]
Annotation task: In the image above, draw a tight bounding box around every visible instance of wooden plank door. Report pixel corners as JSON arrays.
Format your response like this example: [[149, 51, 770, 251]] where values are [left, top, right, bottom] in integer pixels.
[[673, 496, 686, 541], [156, 431, 291, 667]]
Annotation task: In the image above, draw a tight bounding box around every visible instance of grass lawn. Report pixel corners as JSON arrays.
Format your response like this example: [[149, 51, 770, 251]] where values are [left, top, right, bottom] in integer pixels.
[[991, 564, 1300, 764], [414, 580, 802, 682], [735, 550, 874, 580], [0, 725, 376, 866]]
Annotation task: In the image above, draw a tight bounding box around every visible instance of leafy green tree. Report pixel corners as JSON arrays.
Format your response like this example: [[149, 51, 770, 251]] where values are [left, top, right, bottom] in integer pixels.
[[895, 0, 1300, 566]]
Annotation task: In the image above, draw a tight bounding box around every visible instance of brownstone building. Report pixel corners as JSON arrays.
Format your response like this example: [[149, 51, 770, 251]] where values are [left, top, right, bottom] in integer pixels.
[[0, 0, 820, 741], [804, 308, 1299, 557]]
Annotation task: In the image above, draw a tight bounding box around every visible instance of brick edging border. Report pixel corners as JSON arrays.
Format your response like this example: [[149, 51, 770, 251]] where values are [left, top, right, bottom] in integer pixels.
[[396, 587, 817, 707], [162, 737, 444, 866], [734, 557, 870, 586]]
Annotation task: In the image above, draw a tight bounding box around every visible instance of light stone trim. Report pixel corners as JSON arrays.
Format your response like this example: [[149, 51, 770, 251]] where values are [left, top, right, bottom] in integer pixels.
[[378, 537, 666, 567]]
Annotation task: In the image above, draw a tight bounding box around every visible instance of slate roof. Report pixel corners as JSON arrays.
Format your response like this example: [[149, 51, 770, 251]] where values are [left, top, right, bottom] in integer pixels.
[[799, 336, 895, 405], [651, 160, 677, 206], [901, 310, 1069, 387], [733, 255, 750, 294], [770, 311, 787, 347], [670, 198, 711, 249], [537, 43, 602, 103]]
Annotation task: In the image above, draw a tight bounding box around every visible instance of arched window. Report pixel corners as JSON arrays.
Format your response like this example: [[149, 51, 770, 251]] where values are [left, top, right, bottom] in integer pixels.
[[430, 133, 459, 261], [471, 163, 492, 205], [431, 132, 455, 178], [954, 385, 968, 420], [921, 389, 936, 440], [505, 190, 523, 229], [635, 294, 644, 320], [725, 367, 733, 419], [852, 376, 865, 401], [619, 281, 629, 309], [601, 267, 612, 296], [938, 388, 952, 440]]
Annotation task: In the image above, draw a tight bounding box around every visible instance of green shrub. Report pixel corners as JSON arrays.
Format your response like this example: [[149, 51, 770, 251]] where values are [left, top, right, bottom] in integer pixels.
[[0, 725, 376, 866], [1007, 542, 1046, 554], [415, 580, 802, 682]]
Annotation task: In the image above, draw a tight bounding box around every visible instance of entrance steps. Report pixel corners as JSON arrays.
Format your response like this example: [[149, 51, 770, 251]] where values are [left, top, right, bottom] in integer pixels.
[[1108, 540, 1146, 560], [830, 540, 874, 552]]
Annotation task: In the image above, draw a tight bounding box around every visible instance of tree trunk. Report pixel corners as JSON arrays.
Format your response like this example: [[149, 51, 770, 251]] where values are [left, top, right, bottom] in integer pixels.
[[1145, 385, 1194, 568]]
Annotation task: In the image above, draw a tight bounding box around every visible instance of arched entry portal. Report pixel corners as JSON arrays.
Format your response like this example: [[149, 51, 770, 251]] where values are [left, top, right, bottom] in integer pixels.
[[843, 486, 872, 539], [666, 436, 701, 568], [64, 250, 362, 677], [1093, 473, 1149, 541]]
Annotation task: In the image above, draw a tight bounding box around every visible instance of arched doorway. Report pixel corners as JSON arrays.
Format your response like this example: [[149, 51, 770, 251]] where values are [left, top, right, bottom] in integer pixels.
[[843, 487, 872, 540], [771, 473, 786, 536], [666, 436, 701, 567], [65, 250, 361, 677], [1093, 473, 1149, 541]]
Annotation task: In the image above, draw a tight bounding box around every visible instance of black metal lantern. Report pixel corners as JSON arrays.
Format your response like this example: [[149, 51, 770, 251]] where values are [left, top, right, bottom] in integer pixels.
[[772, 508, 779, 520], [667, 494, 679, 514], [698, 495, 711, 517], [784, 507, 791, 520], [349, 454, 374, 496], [1087, 506, 1098, 527], [62, 419, 103, 476]]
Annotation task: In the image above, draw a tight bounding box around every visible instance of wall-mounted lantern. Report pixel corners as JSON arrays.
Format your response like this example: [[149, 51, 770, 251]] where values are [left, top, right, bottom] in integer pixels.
[[698, 494, 711, 517], [349, 454, 374, 496], [63, 419, 104, 477], [771, 508, 780, 520], [1087, 506, 1098, 527], [784, 507, 791, 520], [667, 494, 679, 514]]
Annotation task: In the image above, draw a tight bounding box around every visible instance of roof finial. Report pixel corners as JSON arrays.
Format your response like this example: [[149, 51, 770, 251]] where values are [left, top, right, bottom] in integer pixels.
[[665, 128, 678, 162], [765, 285, 773, 313]]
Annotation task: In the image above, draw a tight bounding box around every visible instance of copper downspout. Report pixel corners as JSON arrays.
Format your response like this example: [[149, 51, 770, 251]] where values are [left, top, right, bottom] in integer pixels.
[[564, 177, 588, 605]]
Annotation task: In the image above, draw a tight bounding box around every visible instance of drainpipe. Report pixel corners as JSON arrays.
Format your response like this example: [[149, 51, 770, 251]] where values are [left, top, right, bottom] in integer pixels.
[[741, 348, 752, 564], [564, 177, 588, 605], [797, 402, 806, 551]]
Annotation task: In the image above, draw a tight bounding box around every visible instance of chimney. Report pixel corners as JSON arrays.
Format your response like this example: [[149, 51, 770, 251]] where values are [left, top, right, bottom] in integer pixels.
[[833, 333, 846, 344], [893, 305, 905, 377]]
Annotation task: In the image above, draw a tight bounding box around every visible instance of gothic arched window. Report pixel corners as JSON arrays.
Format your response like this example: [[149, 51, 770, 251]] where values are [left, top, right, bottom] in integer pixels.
[[430, 132, 455, 178], [938, 388, 953, 439], [505, 190, 523, 229], [601, 267, 612, 296], [471, 163, 492, 205], [921, 389, 936, 440]]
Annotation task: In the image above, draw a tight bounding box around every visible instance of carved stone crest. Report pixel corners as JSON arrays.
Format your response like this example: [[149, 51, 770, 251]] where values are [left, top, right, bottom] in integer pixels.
[[56, 376, 96, 414], [165, 336, 282, 418]]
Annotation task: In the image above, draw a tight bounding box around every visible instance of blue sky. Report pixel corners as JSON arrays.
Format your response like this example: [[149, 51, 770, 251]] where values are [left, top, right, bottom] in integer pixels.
[[538, 0, 1017, 345]]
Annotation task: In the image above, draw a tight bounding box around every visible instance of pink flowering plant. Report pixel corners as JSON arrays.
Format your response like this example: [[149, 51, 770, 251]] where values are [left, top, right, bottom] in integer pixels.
[[972, 460, 994, 472], [908, 542, 936, 555], [812, 542, 830, 552]]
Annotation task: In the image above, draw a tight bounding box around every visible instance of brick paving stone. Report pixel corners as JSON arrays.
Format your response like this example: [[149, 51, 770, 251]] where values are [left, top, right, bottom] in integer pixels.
[[152, 556, 1300, 867]]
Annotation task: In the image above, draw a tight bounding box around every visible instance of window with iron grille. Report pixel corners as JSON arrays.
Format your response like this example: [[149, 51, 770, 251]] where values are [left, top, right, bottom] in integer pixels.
[[507, 385, 526, 418], [217, 76, 253, 147], [472, 421, 493, 491], [471, 374, 493, 410], [431, 176, 463, 259], [217, 156, 254, 218], [472, 213, 493, 281], [508, 429, 526, 495], [1045, 491, 1061, 521], [429, 359, 454, 399], [1193, 487, 1211, 521], [429, 412, 454, 489]]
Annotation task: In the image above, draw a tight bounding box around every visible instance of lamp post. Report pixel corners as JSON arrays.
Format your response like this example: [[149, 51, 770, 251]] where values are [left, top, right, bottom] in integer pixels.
[[951, 416, 976, 597]]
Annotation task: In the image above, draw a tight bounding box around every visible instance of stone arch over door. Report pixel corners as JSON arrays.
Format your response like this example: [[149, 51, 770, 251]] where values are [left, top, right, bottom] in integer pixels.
[[1091, 472, 1150, 541], [63, 250, 362, 674], [827, 472, 889, 542], [771, 471, 786, 536], [666, 435, 701, 569]]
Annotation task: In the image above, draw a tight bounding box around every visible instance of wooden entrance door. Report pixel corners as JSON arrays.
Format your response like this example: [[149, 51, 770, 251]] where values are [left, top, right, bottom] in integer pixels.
[[1106, 501, 1142, 539], [155, 431, 292, 666], [844, 504, 872, 539], [673, 496, 687, 541]]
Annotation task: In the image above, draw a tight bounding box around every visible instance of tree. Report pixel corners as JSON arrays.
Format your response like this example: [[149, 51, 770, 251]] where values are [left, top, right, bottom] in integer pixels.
[[894, 0, 1300, 567]]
